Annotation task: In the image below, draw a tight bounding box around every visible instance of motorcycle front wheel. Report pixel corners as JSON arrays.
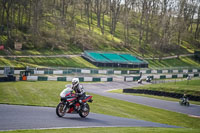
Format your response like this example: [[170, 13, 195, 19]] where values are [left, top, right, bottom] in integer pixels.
[[79, 103, 90, 118], [179, 101, 183, 106], [56, 103, 66, 117]]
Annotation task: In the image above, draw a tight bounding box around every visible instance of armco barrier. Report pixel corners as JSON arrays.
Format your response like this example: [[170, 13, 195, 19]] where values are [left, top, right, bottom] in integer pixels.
[[123, 89, 200, 101], [124, 73, 200, 81], [23, 76, 113, 82]]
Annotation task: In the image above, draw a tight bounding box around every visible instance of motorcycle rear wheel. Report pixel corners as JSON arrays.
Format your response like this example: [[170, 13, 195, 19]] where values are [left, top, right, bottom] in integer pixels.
[[79, 103, 90, 118], [56, 103, 66, 117], [186, 102, 190, 106]]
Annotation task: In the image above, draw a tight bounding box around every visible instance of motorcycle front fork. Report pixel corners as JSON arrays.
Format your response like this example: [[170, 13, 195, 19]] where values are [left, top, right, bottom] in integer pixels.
[[62, 101, 69, 112], [74, 103, 86, 112]]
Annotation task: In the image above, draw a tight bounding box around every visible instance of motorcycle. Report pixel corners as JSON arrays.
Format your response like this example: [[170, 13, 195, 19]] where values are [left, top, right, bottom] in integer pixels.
[[56, 87, 93, 118], [146, 77, 152, 82], [179, 98, 190, 106]]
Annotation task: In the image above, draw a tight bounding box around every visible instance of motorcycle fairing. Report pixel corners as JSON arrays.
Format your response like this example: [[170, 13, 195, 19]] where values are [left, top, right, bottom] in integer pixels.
[[67, 98, 76, 102], [83, 96, 93, 103]]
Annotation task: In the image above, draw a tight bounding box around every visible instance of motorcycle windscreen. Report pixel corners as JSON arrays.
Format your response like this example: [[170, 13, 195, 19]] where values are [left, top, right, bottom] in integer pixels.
[[60, 87, 73, 98]]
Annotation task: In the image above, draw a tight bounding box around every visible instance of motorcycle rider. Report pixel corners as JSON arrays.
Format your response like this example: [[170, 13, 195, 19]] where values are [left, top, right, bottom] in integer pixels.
[[71, 78, 86, 111]]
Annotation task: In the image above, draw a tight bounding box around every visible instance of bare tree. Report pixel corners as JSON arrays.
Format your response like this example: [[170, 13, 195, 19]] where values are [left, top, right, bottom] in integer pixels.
[[95, 0, 102, 28], [195, 5, 200, 39], [110, 0, 121, 35], [138, 0, 147, 57], [101, 0, 109, 34], [176, 0, 186, 58], [85, 0, 91, 30], [123, 0, 132, 46]]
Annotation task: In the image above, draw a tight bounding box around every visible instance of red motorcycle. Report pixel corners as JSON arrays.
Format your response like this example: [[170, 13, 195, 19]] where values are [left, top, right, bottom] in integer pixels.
[[56, 87, 93, 118]]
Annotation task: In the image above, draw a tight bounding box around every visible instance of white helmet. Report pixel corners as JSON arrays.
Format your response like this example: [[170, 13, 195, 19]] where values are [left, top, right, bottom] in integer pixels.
[[72, 78, 79, 88]]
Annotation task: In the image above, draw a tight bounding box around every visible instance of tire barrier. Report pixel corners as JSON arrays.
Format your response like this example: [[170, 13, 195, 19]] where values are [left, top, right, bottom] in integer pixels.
[[123, 89, 200, 101], [0, 75, 16, 82], [20, 76, 113, 82]]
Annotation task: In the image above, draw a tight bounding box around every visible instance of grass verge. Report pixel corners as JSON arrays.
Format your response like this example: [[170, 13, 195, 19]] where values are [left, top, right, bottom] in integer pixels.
[[109, 89, 200, 105], [126, 79, 200, 96], [1, 127, 200, 133], [147, 56, 200, 68], [109, 79, 200, 105]]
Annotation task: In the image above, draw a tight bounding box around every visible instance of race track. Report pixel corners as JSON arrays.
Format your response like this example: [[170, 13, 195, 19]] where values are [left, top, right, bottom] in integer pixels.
[[0, 104, 178, 131], [1, 81, 199, 131], [83, 82, 200, 117]]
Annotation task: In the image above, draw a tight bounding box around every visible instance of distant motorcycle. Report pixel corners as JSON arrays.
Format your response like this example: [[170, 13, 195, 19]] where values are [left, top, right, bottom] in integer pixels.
[[56, 87, 93, 118], [146, 77, 152, 82], [179, 98, 190, 106]]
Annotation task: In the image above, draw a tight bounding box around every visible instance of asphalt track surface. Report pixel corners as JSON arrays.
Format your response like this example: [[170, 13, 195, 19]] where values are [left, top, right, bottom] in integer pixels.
[[83, 82, 200, 117], [0, 104, 178, 131]]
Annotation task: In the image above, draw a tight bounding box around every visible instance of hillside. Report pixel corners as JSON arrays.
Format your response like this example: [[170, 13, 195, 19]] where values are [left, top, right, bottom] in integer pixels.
[[0, 56, 199, 69], [0, 0, 200, 59]]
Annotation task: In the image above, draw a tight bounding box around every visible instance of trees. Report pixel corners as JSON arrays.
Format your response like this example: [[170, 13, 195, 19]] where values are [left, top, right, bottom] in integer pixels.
[[0, 0, 199, 56]]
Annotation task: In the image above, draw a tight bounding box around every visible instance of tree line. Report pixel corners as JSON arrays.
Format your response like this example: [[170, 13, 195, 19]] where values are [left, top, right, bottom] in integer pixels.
[[0, 0, 200, 58]]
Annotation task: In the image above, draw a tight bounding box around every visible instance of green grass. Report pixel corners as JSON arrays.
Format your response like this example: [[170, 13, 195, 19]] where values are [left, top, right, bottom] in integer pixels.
[[124, 79, 200, 96], [0, 81, 200, 129], [0, 56, 97, 68], [1, 127, 200, 133], [0, 49, 82, 56], [0, 55, 199, 69], [109, 89, 200, 105], [147, 57, 200, 68]]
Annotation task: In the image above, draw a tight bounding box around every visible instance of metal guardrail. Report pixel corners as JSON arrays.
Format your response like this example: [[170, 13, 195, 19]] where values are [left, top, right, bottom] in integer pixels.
[[0, 66, 199, 75]]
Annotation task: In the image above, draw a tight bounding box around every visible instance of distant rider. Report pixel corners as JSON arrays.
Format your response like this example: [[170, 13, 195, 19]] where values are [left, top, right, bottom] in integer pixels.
[[71, 78, 86, 110], [182, 94, 188, 103]]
